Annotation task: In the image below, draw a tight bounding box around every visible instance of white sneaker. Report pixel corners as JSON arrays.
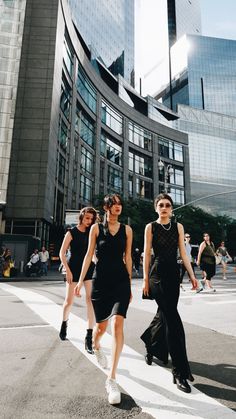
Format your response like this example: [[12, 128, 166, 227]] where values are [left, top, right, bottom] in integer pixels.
[[105, 378, 121, 405], [94, 348, 108, 369], [209, 288, 216, 293]]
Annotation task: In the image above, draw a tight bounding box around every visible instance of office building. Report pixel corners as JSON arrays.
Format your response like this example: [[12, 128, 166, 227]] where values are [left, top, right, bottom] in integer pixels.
[[68, 0, 135, 86], [174, 104, 236, 218], [0, 0, 190, 261], [160, 34, 236, 117], [142, 0, 201, 96]]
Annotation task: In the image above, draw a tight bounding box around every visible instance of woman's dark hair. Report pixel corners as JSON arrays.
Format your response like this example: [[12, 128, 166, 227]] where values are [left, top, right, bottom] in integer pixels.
[[78, 207, 97, 226], [154, 193, 173, 210], [103, 194, 123, 231]]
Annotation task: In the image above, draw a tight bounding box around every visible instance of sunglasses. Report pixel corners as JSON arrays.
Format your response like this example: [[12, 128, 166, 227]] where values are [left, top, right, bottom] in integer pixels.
[[158, 203, 172, 209], [185, 236, 190, 238]]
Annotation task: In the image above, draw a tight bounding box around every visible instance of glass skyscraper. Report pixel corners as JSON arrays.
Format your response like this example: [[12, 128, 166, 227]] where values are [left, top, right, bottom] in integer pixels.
[[68, 0, 135, 86], [175, 104, 236, 218], [141, 0, 201, 96], [161, 34, 236, 117]]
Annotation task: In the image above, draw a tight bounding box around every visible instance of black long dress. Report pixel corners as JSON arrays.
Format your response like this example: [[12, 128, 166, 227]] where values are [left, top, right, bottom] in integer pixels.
[[140, 221, 192, 380], [91, 223, 131, 323]]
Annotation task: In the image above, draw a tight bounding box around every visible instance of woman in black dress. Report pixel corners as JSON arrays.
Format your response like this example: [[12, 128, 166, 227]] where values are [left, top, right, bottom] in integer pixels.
[[197, 233, 216, 291], [141, 193, 197, 393], [75, 194, 133, 405], [59, 207, 97, 352]]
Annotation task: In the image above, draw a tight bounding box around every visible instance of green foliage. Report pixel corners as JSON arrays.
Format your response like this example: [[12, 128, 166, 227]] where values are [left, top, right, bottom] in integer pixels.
[[93, 196, 236, 254]]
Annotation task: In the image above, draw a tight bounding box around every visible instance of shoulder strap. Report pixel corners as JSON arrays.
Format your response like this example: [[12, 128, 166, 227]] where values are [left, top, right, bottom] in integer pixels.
[[151, 221, 157, 234]]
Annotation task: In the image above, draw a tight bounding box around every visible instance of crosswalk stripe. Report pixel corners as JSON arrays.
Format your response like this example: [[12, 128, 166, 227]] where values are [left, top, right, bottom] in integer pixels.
[[1, 283, 236, 419]]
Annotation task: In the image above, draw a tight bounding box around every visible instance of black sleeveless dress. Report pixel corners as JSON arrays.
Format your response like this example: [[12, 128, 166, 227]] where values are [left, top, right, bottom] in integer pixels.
[[91, 223, 131, 323], [140, 221, 192, 380], [68, 227, 95, 282]]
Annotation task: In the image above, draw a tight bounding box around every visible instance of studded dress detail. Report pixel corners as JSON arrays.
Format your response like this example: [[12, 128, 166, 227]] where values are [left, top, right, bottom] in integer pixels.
[[91, 223, 131, 323], [140, 221, 192, 379]]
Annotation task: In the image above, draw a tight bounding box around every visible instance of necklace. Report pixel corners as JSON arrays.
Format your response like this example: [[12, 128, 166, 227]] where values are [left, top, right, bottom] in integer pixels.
[[160, 221, 172, 231]]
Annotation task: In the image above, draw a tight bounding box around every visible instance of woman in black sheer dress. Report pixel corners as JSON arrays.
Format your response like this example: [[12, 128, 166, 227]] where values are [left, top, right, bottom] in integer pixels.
[[141, 193, 198, 393]]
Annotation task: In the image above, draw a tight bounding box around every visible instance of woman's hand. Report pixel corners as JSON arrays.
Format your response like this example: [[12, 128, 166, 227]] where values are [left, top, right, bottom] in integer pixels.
[[66, 269, 73, 284], [74, 281, 83, 297], [129, 291, 133, 303], [142, 278, 150, 297], [190, 276, 198, 289]]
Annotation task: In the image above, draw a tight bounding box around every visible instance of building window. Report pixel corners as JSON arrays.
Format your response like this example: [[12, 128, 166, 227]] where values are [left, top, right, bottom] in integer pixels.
[[170, 187, 185, 205], [63, 37, 73, 76], [76, 107, 95, 148], [129, 151, 152, 177], [128, 175, 133, 196], [101, 100, 123, 135], [59, 119, 69, 151], [158, 136, 183, 162], [136, 178, 153, 199], [101, 132, 122, 166], [77, 64, 97, 113], [58, 153, 66, 186], [174, 143, 183, 162], [81, 146, 94, 175], [60, 75, 71, 119], [108, 166, 122, 192], [128, 122, 152, 151], [80, 175, 93, 202], [170, 167, 184, 186]]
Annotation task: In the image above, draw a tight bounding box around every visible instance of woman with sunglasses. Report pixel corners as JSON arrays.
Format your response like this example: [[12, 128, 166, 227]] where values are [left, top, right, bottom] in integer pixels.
[[74, 194, 133, 405], [216, 241, 231, 280], [141, 193, 197, 394], [197, 233, 216, 291]]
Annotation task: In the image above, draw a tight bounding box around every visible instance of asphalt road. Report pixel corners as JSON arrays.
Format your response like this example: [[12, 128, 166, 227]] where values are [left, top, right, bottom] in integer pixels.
[[0, 265, 236, 419]]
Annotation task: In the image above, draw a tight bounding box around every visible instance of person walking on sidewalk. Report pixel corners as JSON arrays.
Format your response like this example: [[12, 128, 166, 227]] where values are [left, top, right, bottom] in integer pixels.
[[197, 233, 216, 292], [141, 193, 197, 394], [59, 207, 97, 353], [75, 194, 133, 405], [39, 246, 49, 276], [216, 241, 231, 280]]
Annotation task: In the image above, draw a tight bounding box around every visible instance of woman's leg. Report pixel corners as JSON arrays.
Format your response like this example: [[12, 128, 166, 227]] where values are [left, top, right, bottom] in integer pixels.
[[109, 315, 124, 380], [93, 320, 108, 350], [62, 282, 76, 321], [59, 282, 76, 340], [221, 261, 227, 278], [84, 280, 95, 329]]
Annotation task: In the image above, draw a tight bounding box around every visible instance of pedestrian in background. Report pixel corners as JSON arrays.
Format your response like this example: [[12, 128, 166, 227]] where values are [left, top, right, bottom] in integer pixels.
[[59, 207, 97, 353], [197, 233, 216, 292], [141, 193, 197, 394], [39, 246, 49, 276], [179, 233, 196, 291], [75, 194, 133, 405], [216, 241, 231, 280]]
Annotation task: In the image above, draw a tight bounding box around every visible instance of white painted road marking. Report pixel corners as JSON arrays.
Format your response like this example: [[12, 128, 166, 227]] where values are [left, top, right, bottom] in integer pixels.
[[1, 283, 236, 419]]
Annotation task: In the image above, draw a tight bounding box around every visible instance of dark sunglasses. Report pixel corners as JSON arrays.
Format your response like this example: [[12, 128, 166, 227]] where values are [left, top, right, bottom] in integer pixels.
[[185, 235, 190, 238], [158, 203, 172, 209]]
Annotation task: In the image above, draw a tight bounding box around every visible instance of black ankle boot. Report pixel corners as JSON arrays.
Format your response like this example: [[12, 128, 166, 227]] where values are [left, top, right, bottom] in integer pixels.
[[145, 353, 153, 365], [85, 329, 93, 354], [173, 374, 191, 393], [59, 320, 68, 340]]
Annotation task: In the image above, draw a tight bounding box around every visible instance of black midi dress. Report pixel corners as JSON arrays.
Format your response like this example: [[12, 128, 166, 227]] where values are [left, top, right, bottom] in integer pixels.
[[68, 227, 95, 282], [140, 221, 192, 380], [91, 223, 131, 323]]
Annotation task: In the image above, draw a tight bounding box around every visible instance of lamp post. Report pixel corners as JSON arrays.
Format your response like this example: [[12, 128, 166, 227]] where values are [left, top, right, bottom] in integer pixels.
[[158, 159, 174, 193]]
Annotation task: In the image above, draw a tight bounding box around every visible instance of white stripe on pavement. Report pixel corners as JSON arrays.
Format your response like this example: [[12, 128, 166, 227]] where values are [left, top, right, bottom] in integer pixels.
[[1, 283, 235, 419], [0, 324, 51, 330]]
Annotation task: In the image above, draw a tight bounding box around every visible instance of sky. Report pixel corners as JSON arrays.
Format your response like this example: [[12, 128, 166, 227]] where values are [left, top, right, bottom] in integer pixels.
[[200, 0, 236, 40]]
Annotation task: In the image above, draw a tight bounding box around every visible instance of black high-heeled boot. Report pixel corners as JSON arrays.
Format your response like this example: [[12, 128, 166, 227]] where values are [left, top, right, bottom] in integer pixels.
[[85, 329, 93, 354], [145, 353, 153, 365], [59, 320, 68, 340], [173, 374, 191, 393]]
